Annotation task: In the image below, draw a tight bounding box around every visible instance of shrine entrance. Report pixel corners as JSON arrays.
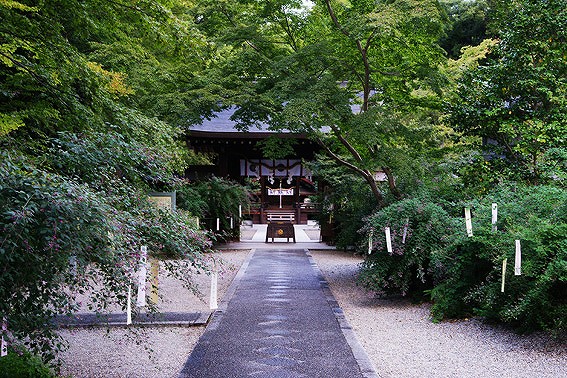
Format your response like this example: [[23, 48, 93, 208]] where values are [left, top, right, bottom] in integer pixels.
[[240, 159, 318, 224]]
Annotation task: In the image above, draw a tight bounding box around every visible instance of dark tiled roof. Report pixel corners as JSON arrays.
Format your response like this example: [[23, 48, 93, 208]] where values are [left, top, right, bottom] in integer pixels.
[[190, 107, 275, 133]]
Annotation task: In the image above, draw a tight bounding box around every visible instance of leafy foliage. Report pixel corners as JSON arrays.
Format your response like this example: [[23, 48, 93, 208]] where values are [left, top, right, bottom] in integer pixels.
[[439, 0, 488, 59], [177, 177, 249, 241], [450, 0, 567, 184], [0, 346, 56, 378], [191, 0, 450, 207], [0, 150, 213, 362], [359, 198, 459, 297], [310, 155, 377, 249], [0, 0, 214, 365], [359, 184, 567, 333], [430, 185, 567, 333]]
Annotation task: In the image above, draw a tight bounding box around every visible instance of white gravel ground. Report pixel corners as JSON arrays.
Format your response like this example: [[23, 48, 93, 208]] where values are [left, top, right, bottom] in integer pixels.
[[58, 249, 251, 378], [59, 248, 566, 378], [309, 249, 567, 378]]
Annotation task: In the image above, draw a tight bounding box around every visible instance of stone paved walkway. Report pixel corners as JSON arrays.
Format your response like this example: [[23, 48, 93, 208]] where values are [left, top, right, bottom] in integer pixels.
[[179, 248, 377, 378]]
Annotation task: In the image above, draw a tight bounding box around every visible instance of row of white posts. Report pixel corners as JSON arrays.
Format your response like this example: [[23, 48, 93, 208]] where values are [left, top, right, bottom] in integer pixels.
[[368, 203, 522, 293], [127, 245, 218, 325], [466, 204, 522, 292], [215, 205, 242, 231], [0, 244, 220, 356]]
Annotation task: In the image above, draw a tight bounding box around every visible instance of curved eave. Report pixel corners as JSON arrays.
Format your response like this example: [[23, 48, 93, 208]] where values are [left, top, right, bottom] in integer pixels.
[[188, 130, 310, 140]]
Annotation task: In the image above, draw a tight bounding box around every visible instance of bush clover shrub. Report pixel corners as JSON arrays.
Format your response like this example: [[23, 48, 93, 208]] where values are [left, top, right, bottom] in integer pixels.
[[430, 185, 567, 333], [358, 198, 460, 298]]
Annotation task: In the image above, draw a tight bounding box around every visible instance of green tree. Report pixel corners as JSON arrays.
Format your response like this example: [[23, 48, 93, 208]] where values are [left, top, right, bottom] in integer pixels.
[[450, 0, 567, 185], [191, 0, 449, 208], [0, 0, 214, 363], [439, 0, 488, 59]]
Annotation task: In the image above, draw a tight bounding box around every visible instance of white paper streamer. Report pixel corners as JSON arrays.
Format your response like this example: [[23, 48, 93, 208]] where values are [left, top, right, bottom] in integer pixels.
[[239, 205, 242, 218], [385, 227, 393, 253], [230, 217, 234, 229], [402, 219, 409, 244], [492, 203, 498, 232], [1, 317, 7, 357], [465, 207, 473, 237], [210, 271, 218, 310], [368, 231, 373, 255], [501, 258, 507, 293], [216, 218, 220, 231], [136, 246, 148, 307], [515, 240, 522, 276], [126, 286, 132, 325]]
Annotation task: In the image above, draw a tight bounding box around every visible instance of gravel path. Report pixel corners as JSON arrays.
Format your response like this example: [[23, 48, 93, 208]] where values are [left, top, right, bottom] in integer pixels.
[[309, 249, 566, 378], [58, 249, 251, 378], [59, 248, 565, 378]]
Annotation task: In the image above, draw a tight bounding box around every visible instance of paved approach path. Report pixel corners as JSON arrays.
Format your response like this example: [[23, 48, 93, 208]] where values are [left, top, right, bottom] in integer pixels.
[[179, 248, 377, 378]]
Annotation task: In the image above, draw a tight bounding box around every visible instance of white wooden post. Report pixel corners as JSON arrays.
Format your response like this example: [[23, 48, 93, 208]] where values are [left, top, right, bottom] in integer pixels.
[[210, 271, 218, 310], [385, 227, 393, 253], [126, 286, 132, 325], [501, 258, 507, 293], [465, 207, 473, 237], [491, 203, 498, 232], [136, 246, 148, 307], [515, 240, 522, 276]]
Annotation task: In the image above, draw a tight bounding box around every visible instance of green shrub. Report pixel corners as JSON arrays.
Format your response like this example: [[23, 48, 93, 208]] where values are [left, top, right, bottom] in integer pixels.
[[174, 177, 249, 241], [430, 185, 567, 333], [0, 348, 56, 378], [0, 149, 213, 361], [309, 157, 378, 249], [358, 198, 460, 297]]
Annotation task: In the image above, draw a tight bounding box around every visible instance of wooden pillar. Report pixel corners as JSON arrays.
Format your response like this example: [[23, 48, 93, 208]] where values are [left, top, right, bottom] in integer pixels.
[[260, 176, 266, 224]]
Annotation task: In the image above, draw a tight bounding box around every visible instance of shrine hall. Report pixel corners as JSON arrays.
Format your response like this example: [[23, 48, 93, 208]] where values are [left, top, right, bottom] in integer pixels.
[[186, 107, 322, 225]]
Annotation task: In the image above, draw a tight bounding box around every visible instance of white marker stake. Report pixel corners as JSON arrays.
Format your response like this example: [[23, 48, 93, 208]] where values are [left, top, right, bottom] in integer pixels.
[[492, 203, 498, 232], [216, 218, 220, 231], [239, 205, 242, 218], [126, 286, 132, 325], [210, 271, 218, 310], [465, 207, 473, 237], [368, 231, 373, 255], [69, 255, 77, 277], [501, 258, 507, 293], [515, 240, 522, 276], [136, 246, 148, 307], [385, 227, 393, 253], [230, 217, 234, 229], [1, 317, 7, 357]]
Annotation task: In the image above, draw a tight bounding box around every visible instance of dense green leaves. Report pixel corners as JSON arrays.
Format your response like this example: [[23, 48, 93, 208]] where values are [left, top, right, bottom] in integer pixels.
[[450, 0, 567, 184], [0, 0, 214, 364], [190, 0, 450, 206]]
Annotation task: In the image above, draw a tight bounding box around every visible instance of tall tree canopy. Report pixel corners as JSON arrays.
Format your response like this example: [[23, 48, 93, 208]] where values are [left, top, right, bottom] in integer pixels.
[[189, 0, 449, 207], [451, 0, 567, 184]]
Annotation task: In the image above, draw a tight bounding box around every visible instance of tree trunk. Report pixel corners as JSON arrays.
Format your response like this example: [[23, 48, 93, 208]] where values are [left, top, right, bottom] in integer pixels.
[[382, 166, 402, 200]]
